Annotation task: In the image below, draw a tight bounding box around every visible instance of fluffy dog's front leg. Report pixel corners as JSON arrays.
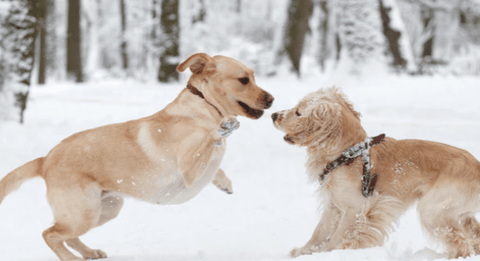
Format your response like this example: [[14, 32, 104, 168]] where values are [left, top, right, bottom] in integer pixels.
[[290, 203, 340, 257], [212, 168, 233, 194], [179, 117, 239, 186], [323, 206, 359, 251]]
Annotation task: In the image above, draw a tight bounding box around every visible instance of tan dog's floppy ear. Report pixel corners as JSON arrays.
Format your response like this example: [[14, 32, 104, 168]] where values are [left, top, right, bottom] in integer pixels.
[[176, 53, 215, 74]]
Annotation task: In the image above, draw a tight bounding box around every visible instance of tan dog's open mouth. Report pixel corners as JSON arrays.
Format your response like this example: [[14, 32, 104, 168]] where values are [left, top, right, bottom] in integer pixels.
[[238, 101, 264, 119]]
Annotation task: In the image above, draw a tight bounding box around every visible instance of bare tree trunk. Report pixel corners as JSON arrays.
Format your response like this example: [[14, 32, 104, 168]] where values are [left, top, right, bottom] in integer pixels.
[[236, 0, 242, 14], [421, 8, 435, 59], [158, 0, 179, 82], [379, 0, 405, 67], [192, 0, 206, 24], [45, 0, 57, 79], [337, 0, 385, 72], [1, 0, 41, 123], [37, 1, 47, 84], [120, 0, 128, 71], [283, 0, 314, 76], [84, 0, 101, 79], [378, 0, 417, 71], [318, 0, 330, 71], [67, 0, 83, 82]]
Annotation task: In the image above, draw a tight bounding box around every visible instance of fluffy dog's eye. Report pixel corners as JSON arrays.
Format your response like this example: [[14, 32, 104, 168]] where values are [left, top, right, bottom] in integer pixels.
[[239, 77, 249, 85], [295, 110, 301, 116]]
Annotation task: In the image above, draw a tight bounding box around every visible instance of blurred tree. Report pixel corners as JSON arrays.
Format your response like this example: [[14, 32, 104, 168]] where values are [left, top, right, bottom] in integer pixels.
[[191, 0, 206, 24], [0, 0, 42, 123], [67, 0, 83, 82], [37, 0, 48, 84], [379, 0, 417, 72], [158, 0, 179, 82], [337, 0, 385, 72], [283, 0, 313, 76], [317, 0, 341, 72], [120, 0, 128, 71], [236, 0, 242, 14], [45, 0, 57, 79], [84, 0, 101, 80]]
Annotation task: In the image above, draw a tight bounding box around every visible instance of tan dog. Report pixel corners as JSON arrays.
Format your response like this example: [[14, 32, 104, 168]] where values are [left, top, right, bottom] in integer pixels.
[[272, 87, 480, 259], [0, 53, 274, 261]]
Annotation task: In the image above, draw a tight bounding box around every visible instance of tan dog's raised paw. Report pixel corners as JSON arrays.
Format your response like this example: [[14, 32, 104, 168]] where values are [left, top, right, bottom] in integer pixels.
[[218, 116, 240, 138]]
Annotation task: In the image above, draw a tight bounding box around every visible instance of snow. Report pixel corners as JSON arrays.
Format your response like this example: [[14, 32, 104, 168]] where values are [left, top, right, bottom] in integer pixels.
[[1, 74, 480, 261]]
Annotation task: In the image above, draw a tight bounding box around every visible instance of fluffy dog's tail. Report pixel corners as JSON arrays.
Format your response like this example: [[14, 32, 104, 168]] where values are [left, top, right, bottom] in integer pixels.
[[0, 157, 44, 204]]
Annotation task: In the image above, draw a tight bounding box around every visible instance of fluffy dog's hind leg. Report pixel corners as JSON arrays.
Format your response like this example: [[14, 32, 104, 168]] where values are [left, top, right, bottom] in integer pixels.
[[463, 217, 480, 255], [418, 190, 475, 259]]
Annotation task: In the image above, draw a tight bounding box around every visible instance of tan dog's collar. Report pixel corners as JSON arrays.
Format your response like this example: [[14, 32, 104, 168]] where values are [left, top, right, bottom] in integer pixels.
[[320, 134, 385, 197], [187, 83, 223, 118]]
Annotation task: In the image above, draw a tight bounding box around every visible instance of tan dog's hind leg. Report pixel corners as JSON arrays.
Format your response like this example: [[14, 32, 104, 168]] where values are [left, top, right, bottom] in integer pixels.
[[212, 168, 233, 194], [96, 191, 124, 227], [290, 203, 341, 257], [65, 238, 107, 260], [63, 192, 123, 260], [43, 183, 104, 261]]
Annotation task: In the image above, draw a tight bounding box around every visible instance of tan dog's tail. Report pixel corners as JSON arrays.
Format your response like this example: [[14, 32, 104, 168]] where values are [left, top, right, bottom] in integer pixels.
[[0, 157, 44, 204]]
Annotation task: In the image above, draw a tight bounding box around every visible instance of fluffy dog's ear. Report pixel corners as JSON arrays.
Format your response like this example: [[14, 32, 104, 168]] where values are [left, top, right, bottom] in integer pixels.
[[301, 101, 342, 147], [177, 53, 215, 74], [310, 102, 341, 122]]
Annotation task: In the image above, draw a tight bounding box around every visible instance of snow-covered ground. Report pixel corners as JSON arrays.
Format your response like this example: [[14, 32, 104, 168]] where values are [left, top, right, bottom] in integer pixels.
[[1, 74, 480, 261]]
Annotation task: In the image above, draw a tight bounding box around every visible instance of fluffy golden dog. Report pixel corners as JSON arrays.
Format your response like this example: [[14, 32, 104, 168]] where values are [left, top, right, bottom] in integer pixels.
[[272, 87, 480, 259], [0, 53, 274, 261]]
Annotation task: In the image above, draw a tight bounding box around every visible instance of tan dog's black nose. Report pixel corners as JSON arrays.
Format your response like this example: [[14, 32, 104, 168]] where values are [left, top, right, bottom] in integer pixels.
[[271, 113, 279, 122], [263, 93, 274, 109]]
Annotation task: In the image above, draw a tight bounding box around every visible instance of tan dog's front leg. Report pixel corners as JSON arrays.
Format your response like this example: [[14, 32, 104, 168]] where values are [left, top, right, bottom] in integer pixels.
[[290, 203, 340, 257], [212, 168, 233, 194], [179, 116, 240, 186]]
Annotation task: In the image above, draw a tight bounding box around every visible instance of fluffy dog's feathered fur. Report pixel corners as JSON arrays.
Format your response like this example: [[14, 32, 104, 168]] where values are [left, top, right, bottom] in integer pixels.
[[272, 87, 480, 259]]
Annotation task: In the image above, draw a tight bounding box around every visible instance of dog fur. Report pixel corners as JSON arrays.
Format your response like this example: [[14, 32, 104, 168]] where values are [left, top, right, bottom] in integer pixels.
[[271, 87, 480, 259], [0, 53, 274, 261]]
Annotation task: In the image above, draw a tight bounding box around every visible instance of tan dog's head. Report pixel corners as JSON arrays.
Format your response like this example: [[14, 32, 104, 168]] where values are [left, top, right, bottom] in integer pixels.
[[177, 53, 274, 119], [271, 87, 364, 149]]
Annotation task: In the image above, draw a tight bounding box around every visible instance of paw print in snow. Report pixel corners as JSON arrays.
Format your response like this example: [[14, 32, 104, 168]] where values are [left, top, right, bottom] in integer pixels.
[[218, 116, 240, 138]]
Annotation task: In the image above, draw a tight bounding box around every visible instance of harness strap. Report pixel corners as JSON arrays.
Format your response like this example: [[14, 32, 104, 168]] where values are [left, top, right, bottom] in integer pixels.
[[319, 134, 385, 197]]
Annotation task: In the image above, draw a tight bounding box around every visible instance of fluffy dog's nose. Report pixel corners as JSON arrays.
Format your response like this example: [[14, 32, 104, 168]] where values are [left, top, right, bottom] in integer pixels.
[[263, 93, 274, 109], [271, 113, 279, 122]]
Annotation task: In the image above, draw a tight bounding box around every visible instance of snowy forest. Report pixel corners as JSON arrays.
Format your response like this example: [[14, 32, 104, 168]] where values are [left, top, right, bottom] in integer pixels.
[[0, 0, 479, 123], [1, 1, 480, 261]]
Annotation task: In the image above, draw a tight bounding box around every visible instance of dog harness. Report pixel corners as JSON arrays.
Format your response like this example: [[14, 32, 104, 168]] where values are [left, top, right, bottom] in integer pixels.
[[320, 134, 386, 197], [186, 83, 223, 117]]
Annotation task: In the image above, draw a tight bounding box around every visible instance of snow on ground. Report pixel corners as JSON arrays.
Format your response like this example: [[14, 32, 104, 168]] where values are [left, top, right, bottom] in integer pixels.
[[0, 74, 480, 261]]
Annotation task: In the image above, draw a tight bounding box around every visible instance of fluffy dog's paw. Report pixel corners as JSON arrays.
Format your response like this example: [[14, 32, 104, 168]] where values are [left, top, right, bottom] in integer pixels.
[[290, 245, 319, 258], [218, 116, 240, 138]]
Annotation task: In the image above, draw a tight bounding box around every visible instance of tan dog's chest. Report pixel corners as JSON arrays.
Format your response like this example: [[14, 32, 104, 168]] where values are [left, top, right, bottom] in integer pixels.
[[112, 121, 226, 205]]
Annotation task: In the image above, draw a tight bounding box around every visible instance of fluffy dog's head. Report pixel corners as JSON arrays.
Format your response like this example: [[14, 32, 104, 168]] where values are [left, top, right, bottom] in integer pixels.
[[271, 87, 364, 150], [177, 53, 274, 119]]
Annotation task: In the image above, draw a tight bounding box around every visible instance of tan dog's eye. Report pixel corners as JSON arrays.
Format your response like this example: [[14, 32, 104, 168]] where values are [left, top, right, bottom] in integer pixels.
[[239, 77, 249, 85], [295, 110, 301, 116]]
